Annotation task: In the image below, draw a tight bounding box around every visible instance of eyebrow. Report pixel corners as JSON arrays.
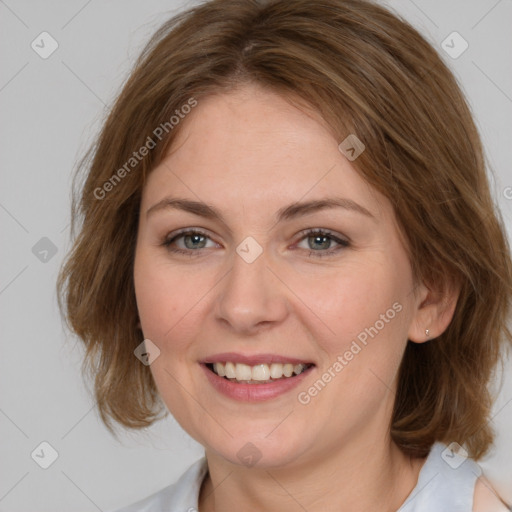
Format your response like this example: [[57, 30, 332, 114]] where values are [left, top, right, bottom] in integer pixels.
[[146, 196, 376, 223]]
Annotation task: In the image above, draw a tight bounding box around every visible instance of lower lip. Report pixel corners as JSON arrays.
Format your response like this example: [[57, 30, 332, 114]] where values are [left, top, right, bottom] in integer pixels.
[[200, 363, 315, 402]]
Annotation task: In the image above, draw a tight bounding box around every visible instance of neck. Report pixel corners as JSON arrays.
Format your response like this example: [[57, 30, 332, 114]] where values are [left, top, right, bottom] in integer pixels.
[[198, 437, 426, 512]]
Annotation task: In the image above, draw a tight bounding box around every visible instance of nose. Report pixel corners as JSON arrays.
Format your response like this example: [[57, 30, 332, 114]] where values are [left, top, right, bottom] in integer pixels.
[[214, 246, 289, 335]]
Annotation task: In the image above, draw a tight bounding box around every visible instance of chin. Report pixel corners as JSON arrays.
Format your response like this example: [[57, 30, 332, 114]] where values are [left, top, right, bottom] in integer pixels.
[[205, 434, 309, 470]]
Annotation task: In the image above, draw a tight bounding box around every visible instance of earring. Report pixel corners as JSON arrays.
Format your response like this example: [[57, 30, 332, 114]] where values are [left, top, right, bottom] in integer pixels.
[[425, 328, 430, 338]]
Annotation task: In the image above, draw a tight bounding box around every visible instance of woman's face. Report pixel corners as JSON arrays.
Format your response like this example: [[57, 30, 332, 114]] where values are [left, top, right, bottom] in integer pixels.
[[134, 83, 426, 469]]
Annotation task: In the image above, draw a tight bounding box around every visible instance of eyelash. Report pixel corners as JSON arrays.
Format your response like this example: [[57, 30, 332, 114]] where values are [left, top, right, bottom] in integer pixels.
[[162, 228, 350, 259]]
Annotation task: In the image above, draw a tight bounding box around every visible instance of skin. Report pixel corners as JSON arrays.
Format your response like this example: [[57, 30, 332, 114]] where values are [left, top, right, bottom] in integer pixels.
[[473, 477, 510, 512], [133, 82, 495, 512]]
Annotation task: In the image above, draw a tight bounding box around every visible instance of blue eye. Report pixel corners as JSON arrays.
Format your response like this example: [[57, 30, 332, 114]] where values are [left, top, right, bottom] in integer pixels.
[[162, 228, 349, 258], [296, 228, 350, 258], [162, 229, 216, 257]]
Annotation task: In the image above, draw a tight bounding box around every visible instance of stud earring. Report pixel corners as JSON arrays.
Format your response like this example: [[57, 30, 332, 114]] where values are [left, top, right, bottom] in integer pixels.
[[425, 328, 430, 338]]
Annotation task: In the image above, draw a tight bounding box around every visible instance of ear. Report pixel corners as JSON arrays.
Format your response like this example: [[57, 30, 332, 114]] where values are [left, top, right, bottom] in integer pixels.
[[408, 277, 460, 343]]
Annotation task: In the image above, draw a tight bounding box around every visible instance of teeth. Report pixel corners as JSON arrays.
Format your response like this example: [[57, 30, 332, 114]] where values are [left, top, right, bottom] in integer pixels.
[[224, 362, 236, 378], [235, 363, 253, 381], [270, 363, 284, 379], [215, 362, 226, 377], [211, 362, 310, 382], [283, 364, 294, 377], [252, 364, 270, 381]]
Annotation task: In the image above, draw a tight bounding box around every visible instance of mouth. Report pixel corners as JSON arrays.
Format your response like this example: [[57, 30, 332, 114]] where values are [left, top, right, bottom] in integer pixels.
[[204, 361, 315, 384]]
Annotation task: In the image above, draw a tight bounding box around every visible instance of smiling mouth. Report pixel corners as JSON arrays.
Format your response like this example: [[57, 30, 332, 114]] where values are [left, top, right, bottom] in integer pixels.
[[206, 362, 315, 384]]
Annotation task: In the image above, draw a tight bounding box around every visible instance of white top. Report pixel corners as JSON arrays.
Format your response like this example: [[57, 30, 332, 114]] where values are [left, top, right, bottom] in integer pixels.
[[109, 442, 482, 512]]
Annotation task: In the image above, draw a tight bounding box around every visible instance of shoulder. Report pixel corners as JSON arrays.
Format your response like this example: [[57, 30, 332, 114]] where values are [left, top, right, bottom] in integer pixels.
[[473, 477, 510, 512], [400, 443, 508, 512]]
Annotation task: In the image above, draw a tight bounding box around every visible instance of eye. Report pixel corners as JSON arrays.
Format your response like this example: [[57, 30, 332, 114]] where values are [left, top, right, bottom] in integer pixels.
[[161, 227, 350, 259], [162, 229, 218, 257], [295, 228, 350, 258]]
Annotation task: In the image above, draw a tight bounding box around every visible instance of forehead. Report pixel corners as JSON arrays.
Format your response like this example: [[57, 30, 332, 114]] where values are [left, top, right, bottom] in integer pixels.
[[141, 84, 387, 219]]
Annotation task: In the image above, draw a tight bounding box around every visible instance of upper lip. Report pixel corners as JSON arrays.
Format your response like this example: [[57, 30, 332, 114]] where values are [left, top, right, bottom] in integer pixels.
[[200, 352, 315, 366]]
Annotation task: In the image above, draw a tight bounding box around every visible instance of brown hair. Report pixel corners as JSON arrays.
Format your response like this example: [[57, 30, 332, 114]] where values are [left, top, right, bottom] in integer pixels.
[[57, 0, 512, 459]]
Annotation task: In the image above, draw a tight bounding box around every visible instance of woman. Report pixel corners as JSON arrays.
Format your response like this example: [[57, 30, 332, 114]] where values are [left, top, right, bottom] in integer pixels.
[[57, 0, 512, 510]]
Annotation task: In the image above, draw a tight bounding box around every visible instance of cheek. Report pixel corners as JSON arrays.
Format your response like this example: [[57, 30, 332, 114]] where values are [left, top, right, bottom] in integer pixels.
[[134, 253, 179, 337], [134, 244, 173, 304], [133, 254, 197, 407], [133, 250, 216, 354], [293, 262, 400, 336], [134, 239, 412, 357], [290, 259, 411, 389]]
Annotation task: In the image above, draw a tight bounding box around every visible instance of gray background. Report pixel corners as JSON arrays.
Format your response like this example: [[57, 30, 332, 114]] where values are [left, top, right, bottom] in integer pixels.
[[1, 0, 511, 510]]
